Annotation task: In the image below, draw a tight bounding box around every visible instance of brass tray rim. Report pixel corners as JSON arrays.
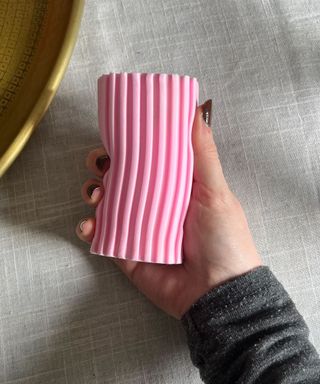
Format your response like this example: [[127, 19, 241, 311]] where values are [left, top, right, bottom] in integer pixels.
[[0, 0, 85, 177]]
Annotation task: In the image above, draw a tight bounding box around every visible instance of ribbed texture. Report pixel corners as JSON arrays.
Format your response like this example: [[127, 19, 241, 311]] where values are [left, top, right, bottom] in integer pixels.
[[91, 73, 199, 264]]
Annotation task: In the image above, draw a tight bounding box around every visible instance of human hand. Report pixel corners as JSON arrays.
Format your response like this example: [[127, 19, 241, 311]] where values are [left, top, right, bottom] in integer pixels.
[[76, 101, 262, 319]]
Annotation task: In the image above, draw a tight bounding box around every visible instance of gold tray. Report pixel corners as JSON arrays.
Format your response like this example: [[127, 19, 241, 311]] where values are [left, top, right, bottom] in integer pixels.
[[0, 0, 84, 176]]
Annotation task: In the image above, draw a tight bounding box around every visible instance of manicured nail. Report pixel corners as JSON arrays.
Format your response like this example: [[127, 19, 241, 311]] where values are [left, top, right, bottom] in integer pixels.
[[91, 187, 101, 200], [87, 184, 100, 198], [79, 220, 87, 232], [96, 155, 108, 171], [201, 99, 212, 127]]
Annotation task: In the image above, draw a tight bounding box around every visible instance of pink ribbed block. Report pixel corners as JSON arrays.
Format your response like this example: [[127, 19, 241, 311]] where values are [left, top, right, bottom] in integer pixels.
[[90, 73, 199, 264]]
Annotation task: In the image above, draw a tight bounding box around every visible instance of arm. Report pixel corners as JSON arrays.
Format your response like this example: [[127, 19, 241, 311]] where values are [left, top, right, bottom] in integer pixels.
[[183, 266, 320, 383]]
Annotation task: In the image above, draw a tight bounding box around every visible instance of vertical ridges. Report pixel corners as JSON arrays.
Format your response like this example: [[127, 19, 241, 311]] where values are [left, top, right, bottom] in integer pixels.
[[91, 76, 107, 253], [133, 74, 154, 260], [139, 73, 159, 262], [164, 76, 181, 263], [171, 75, 190, 263], [107, 73, 128, 254], [155, 74, 178, 263], [145, 74, 168, 262], [128, 73, 147, 259], [174, 77, 196, 259], [117, 73, 140, 258], [91, 73, 198, 264]]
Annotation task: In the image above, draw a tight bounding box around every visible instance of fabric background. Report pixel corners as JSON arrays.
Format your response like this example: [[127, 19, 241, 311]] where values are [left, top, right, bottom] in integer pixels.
[[1, 0, 320, 382]]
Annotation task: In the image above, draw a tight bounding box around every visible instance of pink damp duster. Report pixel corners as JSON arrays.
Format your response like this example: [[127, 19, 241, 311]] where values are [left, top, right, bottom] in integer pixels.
[[90, 73, 199, 264]]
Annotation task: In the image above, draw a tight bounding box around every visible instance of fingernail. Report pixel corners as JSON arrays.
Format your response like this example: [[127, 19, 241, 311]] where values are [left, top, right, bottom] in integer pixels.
[[201, 99, 212, 127], [91, 187, 101, 200], [96, 155, 108, 171], [79, 220, 87, 232], [87, 184, 100, 197]]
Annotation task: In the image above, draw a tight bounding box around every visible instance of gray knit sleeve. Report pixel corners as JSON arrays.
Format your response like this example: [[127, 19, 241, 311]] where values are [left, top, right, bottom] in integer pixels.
[[181, 266, 320, 383]]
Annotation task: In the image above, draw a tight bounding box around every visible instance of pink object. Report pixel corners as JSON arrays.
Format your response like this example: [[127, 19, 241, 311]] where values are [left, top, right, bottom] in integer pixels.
[[90, 73, 199, 264]]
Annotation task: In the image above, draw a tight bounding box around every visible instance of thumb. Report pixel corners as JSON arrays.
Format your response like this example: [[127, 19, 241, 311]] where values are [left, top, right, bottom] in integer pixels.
[[192, 100, 228, 192]]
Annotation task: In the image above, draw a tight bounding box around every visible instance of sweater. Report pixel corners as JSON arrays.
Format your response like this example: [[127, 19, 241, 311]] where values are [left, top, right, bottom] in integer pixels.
[[182, 266, 320, 383]]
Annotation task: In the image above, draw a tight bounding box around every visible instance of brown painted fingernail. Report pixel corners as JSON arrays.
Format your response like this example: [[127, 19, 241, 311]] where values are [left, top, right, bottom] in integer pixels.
[[79, 220, 87, 232], [201, 99, 212, 127], [87, 184, 100, 197], [96, 155, 108, 171]]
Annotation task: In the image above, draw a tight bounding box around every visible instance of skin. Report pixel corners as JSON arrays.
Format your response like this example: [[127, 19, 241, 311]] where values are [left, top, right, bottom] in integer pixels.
[[76, 104, 262, 319]]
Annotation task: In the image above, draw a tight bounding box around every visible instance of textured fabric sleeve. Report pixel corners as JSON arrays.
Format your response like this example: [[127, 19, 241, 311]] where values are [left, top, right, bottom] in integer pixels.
[[181, 266, 320, 384]]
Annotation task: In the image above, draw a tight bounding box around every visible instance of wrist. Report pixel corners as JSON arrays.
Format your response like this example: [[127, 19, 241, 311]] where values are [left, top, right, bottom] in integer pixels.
[[181, 265, 274, 325], [206, 259, 263, 291]]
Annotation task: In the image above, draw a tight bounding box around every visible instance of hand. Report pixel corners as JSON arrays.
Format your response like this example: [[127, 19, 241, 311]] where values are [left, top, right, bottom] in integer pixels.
[[76, 101, 262, 319]]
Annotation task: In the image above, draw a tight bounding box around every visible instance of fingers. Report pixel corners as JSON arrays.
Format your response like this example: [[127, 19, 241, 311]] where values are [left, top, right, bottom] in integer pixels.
[[192, 101, 228, 192], [77, 148, 109, 244], [81, 178, 104, 206], [77, 179, 103, 243], [76, 217, 96, 243], [86, 147, 110, 177]]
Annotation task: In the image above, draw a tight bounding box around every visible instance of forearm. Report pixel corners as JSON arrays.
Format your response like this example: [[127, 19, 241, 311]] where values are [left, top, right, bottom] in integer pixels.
[[182, 266, 320, 383]]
